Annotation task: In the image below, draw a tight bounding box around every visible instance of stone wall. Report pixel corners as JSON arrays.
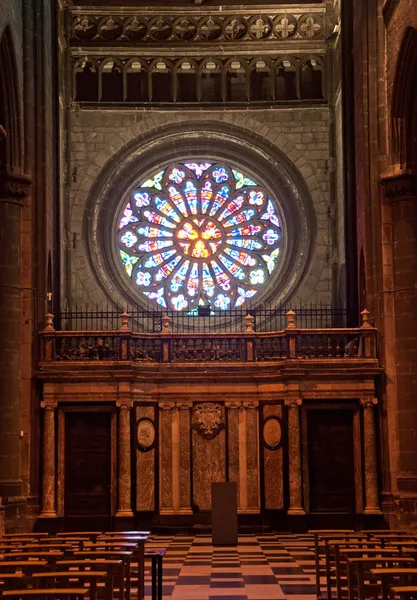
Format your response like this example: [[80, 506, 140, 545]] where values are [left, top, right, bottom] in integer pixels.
[[66, 106, 335, 311]]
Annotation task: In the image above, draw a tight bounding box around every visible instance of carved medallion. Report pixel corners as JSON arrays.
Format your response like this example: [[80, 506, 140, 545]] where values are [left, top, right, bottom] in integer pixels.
[[192, 402, 225, 440], [136, 418, 156, 452], [263, 416, 282, 450]]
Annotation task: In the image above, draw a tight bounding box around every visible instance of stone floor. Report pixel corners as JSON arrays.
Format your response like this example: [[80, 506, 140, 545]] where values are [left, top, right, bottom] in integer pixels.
[[143, 533, 318, 600]]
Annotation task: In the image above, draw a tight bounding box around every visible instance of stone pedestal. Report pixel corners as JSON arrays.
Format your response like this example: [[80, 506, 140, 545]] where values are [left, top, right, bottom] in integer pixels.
[[0, 173, 30, 497], [40, 398, 57, 517], [285, 398, 305, 515], [116, 399, 134, 517], [361, 398, 381, 514]]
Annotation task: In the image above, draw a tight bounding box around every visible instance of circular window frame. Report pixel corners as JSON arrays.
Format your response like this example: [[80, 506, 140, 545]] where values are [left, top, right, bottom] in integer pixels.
[[86, 123, 316, 313]]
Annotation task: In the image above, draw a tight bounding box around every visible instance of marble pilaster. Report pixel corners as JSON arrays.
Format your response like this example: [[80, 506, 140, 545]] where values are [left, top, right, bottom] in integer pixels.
[[244, 401, 260, 512], [159, 402, 175, 513], [177, 402, 193, 514], [285, 398, 305, 515], [361, 398, 381, 514], [40, 397, 57, 517], [226, 401, 241, 510], [136, 405, 155, 511], [116, 398, 134, 517], [263, 404, 284, 510]]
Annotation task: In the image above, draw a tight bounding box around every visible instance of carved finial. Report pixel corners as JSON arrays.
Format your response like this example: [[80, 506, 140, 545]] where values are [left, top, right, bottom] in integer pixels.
[[120, 311, 129, 331], [245, 313, 255, 333], [161, 314, 171, 334], [360, 308, 371, 328], [286, 309, 296, 329], [44, 313, 55, 331]]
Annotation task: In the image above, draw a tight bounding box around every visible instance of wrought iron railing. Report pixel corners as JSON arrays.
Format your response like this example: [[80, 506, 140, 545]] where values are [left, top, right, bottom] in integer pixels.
[[40, 309, 378, 364]]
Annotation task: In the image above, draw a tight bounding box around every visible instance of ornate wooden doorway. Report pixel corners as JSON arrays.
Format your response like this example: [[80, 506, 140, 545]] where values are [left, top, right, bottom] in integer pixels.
[[60, 408, 116, 517]]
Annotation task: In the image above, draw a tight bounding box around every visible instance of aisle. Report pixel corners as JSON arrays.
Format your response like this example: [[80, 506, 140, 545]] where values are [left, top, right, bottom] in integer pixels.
[[143, 533, 317, 600]]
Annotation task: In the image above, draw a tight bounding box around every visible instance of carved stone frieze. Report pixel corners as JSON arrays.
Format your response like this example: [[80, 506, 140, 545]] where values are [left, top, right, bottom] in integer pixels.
[[159, 401, 175, 411], [70, 12, 325, 45], [192, 402, 225, 439]]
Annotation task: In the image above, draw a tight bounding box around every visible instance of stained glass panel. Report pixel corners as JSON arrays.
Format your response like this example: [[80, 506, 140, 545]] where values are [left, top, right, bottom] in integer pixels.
[[117, 161, 282, 310]]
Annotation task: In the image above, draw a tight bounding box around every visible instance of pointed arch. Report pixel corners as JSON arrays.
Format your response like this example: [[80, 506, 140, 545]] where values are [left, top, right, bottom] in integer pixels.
[[391, 27, 417, 170], [0, 26, 22, 171]]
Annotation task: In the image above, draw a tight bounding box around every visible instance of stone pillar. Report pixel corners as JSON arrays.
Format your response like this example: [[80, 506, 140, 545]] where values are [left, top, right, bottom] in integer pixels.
[[116, 399, 134, 517], [40, 397, 57, 517], [285, 398, 305, 515], [244, 400, 260, 512], [0, 173, 31, 497], [159, 402, 175, 514], [361, 398, 381, 514], [226, 401, 241, 510]]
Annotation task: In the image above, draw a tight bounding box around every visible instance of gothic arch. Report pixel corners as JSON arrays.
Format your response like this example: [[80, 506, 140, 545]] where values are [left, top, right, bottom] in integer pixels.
[[0, 26, 22, 172], [391, 27, 417, 171]]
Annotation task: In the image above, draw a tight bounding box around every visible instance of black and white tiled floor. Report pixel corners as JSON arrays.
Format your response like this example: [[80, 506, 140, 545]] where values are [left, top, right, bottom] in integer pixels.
[[143, 533, 317, 600]]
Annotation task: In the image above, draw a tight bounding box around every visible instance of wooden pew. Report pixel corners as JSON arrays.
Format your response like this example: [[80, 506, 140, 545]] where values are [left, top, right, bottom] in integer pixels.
[[2, 552, 64, 570], [347, 556, 415, 600], [31, 570, 108, 600], [95, 537, 147, 600], [0, 573, 25, 591], [328, 540, 388, 600], [370, 567, 417, 600], [0, 561, 49, 575], [1, 588, 89, 599], [145, 549, 166, 600], [390, 586, 417, 600], [57, 559, 123, 600], [68, 552, 134, 600]]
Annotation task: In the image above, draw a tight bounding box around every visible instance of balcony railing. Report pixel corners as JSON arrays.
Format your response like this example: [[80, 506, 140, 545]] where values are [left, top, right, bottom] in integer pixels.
[[39, 309, 378, 364]]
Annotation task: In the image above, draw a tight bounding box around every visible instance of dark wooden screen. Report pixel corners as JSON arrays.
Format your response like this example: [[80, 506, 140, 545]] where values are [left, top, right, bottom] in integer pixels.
[[307, 409, 355, 512], [65, 411, 112, 516]]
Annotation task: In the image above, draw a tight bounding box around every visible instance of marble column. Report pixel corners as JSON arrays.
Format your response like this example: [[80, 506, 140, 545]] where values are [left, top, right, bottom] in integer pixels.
[[361, 398, 381, 514], [285, 398, 305, 515], [244, 401, 260, 512], [226, 401, 241, 510], [116, 399, 134, 517], [40, 397, 57, 517], [0, 173, 31, 497], [177, 402, 193, 514]]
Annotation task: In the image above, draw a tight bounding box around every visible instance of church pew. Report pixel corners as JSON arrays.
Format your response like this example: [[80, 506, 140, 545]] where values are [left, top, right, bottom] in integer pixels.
[[327, 540, 388, 600], [389, 586, 417, 600], [145, 550, 166, 600], [370, 568, 417, 600], [67, 552, 134, 600], [2, 552, 64, 570], [347, 556, 415, 600], [0, 535, 48, 540], [1, 588, 89, 599], [57, 559, 123, 600], [30, 570, 108, 600], [310, 531, 366, 598], [0, 561, 49, 575], [0, 574, 25, 592], [95, 538, 147, 600]]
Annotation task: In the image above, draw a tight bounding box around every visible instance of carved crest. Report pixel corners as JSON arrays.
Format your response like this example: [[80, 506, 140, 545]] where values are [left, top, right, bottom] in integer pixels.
[[192, 402, 224, 439]]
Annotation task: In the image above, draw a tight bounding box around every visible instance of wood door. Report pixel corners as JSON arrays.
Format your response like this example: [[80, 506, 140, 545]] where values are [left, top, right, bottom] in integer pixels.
[[307, 409, 355, 512], [65, 411, 112, 516]]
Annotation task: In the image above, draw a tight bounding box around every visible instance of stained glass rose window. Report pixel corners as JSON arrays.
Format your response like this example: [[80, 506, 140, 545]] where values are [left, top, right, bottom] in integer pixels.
[[117, 162, 282, 311]]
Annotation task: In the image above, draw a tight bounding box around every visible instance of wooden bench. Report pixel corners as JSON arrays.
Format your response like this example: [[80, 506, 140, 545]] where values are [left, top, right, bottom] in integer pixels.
[[70, 552, 133, 600], [0, 561, 49, 575], [328, 540, 388, 600], [0, 573, 25, 591], [2, 552, 64, 570], [145, 550, 166, 600], [57, 559, 123, 600], [347, 556, 416, 600], [1, 588, 89, 599], [370, 567, 417, 600], [31, 570, 108, 600], [95, 537, 147, 600], [390, 586, 417, 600]]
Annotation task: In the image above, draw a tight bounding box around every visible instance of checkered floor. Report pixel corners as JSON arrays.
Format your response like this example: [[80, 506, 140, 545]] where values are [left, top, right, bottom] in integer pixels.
[[143, 533, 317, 600]]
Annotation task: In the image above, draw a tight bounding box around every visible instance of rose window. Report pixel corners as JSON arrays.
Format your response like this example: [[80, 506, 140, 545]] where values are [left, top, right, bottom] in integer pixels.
[[117, 162, 282, 311]]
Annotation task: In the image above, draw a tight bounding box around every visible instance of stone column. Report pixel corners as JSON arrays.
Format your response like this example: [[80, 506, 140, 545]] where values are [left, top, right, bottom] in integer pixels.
[[0, 173, 31, 497], [116, 399, 134, 517], [361, 398, 381, 514], [244, 400, 260, 512], [159, 402, 175, 514], [40, 397, 57, 517], [226, 401, 241, 510], [285, 398, 305, 515]]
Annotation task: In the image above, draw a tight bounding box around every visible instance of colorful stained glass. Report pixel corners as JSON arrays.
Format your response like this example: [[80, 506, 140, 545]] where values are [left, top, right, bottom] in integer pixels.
[[117, 161, 282, 310]]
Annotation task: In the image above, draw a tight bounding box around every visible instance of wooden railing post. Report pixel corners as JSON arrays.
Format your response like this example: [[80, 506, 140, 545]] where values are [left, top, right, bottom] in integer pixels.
[[119, 311, 130, 360], [285, 309, 297, 358], [161, 314, 171, 362], [245, 313, 255, 361], [42, 313, 55, 361]]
